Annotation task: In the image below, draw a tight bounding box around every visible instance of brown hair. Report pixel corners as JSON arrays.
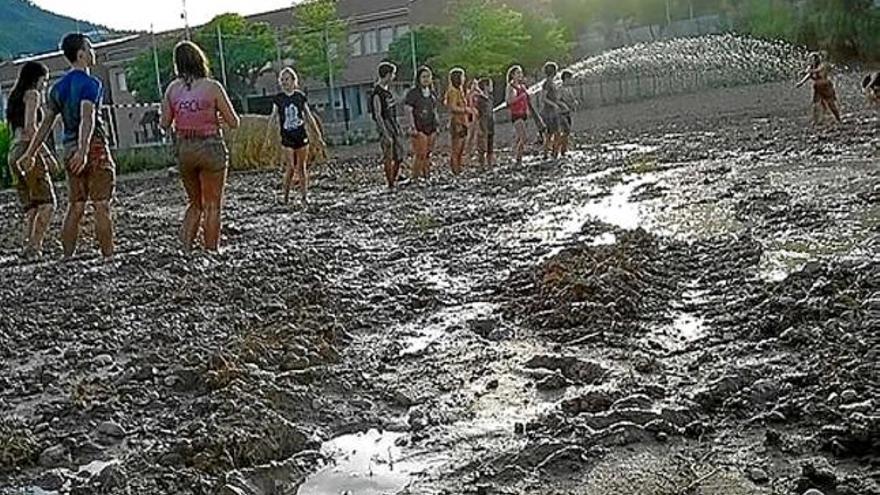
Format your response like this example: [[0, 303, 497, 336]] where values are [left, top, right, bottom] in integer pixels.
[[174, 41, 210, 84]]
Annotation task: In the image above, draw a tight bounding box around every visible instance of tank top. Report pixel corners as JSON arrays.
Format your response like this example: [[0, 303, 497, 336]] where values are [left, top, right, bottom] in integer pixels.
[[509, 83, 529, 117], [168, 79, 220, 137]]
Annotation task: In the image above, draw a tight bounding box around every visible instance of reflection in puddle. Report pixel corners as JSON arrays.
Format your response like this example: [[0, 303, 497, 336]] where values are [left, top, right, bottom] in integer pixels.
[[298, 429, 429, 495], [400, 302, 498, 356]]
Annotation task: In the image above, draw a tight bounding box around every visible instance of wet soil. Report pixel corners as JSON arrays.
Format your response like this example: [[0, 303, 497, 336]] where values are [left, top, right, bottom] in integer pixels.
[[1, 79, 878, 495]]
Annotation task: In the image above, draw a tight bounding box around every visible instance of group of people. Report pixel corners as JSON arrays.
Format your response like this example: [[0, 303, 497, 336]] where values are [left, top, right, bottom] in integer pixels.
[[6, 34, 322, 258], [370, 60, 581, 189], [6, 33, 877, 260], [796, 51, 880, 125]]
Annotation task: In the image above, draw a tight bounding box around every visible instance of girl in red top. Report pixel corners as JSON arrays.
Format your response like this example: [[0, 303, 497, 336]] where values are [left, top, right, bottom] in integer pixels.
[[506, 65, 532, 166]]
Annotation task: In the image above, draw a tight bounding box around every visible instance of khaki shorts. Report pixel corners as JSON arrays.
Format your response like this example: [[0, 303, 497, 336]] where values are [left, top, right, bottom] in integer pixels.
[[64, 137, 116, 203], [381, 132, 404, 164], [176, 136, 229, 176], [8, 141, 56, 211]]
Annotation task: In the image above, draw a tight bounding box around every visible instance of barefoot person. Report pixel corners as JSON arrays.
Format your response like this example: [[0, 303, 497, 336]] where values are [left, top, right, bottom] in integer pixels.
[[444, 68, 474, 175], [6, 61, 59, 257], [372, 62, 405, 189], [265, 67, 321, 205], [404, 66, 439, 181], [464, 78, 481, 166], [474, 78, 496, 167], [506, 65, 536, 166], [541, 61, 563, 160], [796, 52, 841, 125], [863, 72, 880, 107], [558, 70, 579, 157], [161, 41, 240, 252], [17, 33, 115, 258]]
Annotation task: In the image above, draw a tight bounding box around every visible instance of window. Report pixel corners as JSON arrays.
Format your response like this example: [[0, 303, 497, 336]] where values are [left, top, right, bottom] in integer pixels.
[[348, 33, 362, 57], [396, 25, 409, 38], [116, 71, 128, 93], [379, 26, 394, 53], [363, 30, 378, 55]]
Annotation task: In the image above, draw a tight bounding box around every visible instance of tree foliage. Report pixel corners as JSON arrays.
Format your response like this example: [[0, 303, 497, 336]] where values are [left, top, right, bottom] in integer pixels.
[[125, 14, 275, 104], [387, 26, 450, 81], [287, 0, 347, 85]]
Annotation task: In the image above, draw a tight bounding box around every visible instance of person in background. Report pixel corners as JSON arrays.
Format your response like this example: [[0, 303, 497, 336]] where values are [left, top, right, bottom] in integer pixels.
[[161, 40, 240, 252], [404, 66, 439, 181], [506, 65, 540, 166], [17, 33, 116, 259], [464, 78, 481, 166], [265, 67, 322, 205], [372, 62, 406, 189], [863, 72, 880, 107], [796, 52, 841, 125], [444, 67, 475, 176], [541, 61, 563, 160], [474, 78, 496, 167], [6, 61, 59, 257], [558, 70, 579, 157]]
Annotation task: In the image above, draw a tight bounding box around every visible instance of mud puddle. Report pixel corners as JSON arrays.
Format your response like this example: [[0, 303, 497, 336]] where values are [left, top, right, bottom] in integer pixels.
[[298, 429, 438, 495]]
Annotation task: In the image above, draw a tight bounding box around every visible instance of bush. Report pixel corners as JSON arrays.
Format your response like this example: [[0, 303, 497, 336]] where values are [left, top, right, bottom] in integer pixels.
[[0, 122, 12, 189], [226, 115, 279, 171], [114, 145, 175, 175]]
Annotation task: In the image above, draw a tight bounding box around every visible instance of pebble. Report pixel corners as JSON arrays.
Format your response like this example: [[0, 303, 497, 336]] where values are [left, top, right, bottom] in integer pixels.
[[96, 420, 127, 438], [748, 467, 770, 484], [839, 389, 858, 403], [94, 354, 114, 367], [38, 444, 70, 468]]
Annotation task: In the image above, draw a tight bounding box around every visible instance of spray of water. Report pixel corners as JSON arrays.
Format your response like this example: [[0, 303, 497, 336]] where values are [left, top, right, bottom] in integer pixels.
[[495, 34, 808, 112]]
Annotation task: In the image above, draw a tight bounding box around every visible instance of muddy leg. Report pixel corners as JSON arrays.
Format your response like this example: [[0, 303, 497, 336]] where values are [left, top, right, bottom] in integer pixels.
[[282, 147, 296, 204], [30, 204, 54, 255], [180, 166, 203, 251], [295, 146, 309, 204], [61, 201, 85, 258], [22, 208, 36, 253], [201, 169, 227, 251], [93, 200, 114, 258]]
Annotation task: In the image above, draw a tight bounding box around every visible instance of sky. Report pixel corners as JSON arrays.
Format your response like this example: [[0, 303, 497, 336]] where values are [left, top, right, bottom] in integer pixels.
[[32, 0, 298, 32]]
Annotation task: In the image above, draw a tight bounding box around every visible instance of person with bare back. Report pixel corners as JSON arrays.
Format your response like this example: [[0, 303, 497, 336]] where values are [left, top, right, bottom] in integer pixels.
[[796, 52, 842, 125]]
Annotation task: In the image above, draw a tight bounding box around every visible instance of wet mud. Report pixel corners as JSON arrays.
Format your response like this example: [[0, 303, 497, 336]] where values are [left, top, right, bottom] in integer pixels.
[[1, 79, 878, 494]]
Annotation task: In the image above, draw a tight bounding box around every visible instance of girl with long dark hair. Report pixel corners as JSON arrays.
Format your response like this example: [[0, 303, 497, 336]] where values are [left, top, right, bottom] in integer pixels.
[[6, 61, 59, 257], [404, 66, 439, 180], [161, 41, 240, 251]]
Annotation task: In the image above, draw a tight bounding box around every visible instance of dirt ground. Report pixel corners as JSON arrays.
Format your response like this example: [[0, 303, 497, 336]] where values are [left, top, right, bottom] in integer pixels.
[[0, 77, 878, 495]]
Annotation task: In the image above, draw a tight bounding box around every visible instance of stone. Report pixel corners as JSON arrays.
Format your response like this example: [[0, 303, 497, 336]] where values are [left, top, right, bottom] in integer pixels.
[[280, 355, 310, 372], [535, 372, 571, 391], [748, 467, 770, 484], [94, 354, 114, 367], [38, 444, 70, 468], [96, 421, 127, 438], [33, 469, 67, 490], [840, 389, 858, 403]]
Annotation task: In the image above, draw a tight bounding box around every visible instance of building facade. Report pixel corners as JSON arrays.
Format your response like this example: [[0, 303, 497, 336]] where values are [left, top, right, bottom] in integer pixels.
[[0, 0, 449, 150]]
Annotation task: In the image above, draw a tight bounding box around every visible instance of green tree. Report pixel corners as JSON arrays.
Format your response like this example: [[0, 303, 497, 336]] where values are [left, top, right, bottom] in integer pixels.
[[125, 14, 276, 107], [387, 26, 450, 81], [519, 10, 573, 68], [194, 14, 276, 110], [287, 0, 347, 110], [438, 0, 530, 77], [125, 37, 174, 103]]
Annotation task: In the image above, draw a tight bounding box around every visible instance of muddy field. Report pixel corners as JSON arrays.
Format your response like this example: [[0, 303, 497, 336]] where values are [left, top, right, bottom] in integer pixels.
[[1, 78, 878, 495]]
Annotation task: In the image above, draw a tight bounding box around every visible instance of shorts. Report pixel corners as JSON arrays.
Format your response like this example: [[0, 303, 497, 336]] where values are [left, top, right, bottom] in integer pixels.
[[813, 81, 836, 103], [281, 129, 309, 150], [559, 113, 573, 134], [415, 123, 437, 136], [63, 136, 115, 203], [8, 141, 56, 211], [451, 121, 468, 139], [511, 113, 528, 123], [176, 135, 229, 176], [381, 132, 405, 163], [542, 109, 560, 134]]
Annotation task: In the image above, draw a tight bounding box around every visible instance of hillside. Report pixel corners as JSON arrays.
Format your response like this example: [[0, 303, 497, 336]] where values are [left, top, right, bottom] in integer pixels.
[[0, 0, 112, 60]]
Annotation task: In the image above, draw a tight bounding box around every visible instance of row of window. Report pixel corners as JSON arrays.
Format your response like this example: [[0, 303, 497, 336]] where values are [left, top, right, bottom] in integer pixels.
[[348, 25, 410, 57]]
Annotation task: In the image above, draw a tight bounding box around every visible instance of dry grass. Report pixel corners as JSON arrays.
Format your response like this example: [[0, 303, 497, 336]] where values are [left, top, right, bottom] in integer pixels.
[[226, 115, 328, 171]]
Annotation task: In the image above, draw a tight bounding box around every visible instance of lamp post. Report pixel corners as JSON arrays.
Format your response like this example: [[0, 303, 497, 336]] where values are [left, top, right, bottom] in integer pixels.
[[409, 0, 418, 84], [182, 0, 191, 40]]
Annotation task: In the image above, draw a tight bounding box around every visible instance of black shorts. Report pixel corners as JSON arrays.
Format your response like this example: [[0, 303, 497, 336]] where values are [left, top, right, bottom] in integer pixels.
[[282, 129, 309, 150], [511, 114, 527, 123]]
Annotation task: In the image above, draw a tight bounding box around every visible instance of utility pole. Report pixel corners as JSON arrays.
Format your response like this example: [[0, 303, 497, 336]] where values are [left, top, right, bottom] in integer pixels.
[[325, 27, 335, 123], [409, 0, 418, 83], [151, 25, 163, 101], [217, 24, 228, 87], [182, 0, 191, 40]]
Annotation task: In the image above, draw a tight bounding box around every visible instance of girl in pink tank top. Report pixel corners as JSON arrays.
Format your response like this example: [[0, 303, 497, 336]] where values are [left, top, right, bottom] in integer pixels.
[[168, 80, 220, 137], [160, 41, 240, 252]]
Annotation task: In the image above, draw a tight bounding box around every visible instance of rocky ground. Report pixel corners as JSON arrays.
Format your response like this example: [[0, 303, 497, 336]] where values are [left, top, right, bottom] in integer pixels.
[[0, 77, 878, 495]]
